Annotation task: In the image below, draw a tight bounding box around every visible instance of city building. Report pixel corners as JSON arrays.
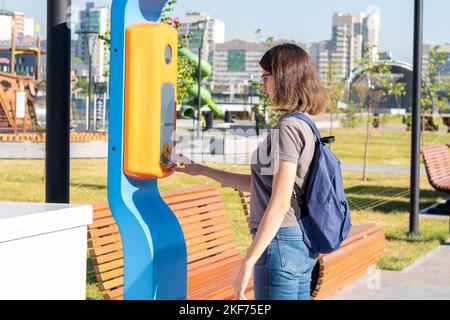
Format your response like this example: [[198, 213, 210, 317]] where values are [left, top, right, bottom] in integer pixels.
[[12, 12, 35, 39], [178, 11, 225, 62], [211, 39, 309, 95], [330, 11, 380, 80], [0, 9, 12, 41], [308, 40, 333, 83], [211, 39, 266, 94], [0, 10, 35, 41], [422, 44, 450, 80], [76, 2, 110, 83]]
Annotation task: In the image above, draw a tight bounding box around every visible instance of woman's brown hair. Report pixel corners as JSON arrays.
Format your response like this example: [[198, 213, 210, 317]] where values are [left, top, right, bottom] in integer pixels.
[[259, 43, 328, 115]]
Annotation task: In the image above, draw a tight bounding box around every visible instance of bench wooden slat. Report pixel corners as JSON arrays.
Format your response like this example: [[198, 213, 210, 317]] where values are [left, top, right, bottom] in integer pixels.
[[106, 287, 123, 299], [163, 190, 221, 205], [175, 203, 225, 219], [188, 243, 237, 263], [93, 208, 114, 220], [320, 239, 385, 272], [98, 267, 124, 282], [90, 216, 117, 229], [187, 234, 235, 256], [94, 258, 124, 274], [179, 208, 228, 225], [314, 256, 382, 299], [89, 233, 122, 247], [169, 196, 224, 212], [91, 242, 122, 257], [186, 231, 234, 250], [184, 223, 233, 242], [92, 250, 123, 265], [182, 217, 229, 237], [88, 225, 120, 238], [100, 276, 124, 291], [188, 251, 243, 276], [188, 262, 242, 287]]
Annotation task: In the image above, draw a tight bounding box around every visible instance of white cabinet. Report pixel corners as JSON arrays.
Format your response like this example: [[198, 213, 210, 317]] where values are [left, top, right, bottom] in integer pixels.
[[0, 202, 93, 300]]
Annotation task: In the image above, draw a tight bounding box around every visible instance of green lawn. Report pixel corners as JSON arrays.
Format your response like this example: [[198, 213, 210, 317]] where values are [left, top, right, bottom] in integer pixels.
[[0, 128, 449, 299], [319, 127, 449, 167]]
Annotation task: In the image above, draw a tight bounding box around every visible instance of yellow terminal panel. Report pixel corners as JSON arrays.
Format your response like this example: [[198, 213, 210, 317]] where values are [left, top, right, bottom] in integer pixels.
[[124, 22, 178, 179]]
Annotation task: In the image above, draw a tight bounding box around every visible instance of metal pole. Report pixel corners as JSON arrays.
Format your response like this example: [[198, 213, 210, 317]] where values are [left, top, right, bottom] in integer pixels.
[[85, 95, 89, 131], [102, 93, 106, 131], [87, 35, 92, 132], [197, 46, 202, 138], [46, 0, 71, 203], [94, 93, 98, 131], [409, 0, 423, 236]]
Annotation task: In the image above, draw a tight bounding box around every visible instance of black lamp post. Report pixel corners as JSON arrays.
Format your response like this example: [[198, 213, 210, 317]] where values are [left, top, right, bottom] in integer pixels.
[[409, 0, 424, 236], [46, 0, 71, 203], [194, 18, 209, 139]]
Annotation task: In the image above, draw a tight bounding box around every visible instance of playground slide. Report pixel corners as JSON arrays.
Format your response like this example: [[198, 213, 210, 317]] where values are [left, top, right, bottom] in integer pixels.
[[178, 47, 225, 119]]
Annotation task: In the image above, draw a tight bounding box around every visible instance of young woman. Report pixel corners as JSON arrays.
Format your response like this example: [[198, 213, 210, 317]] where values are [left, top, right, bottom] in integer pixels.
[[174, 43, 328, 300]]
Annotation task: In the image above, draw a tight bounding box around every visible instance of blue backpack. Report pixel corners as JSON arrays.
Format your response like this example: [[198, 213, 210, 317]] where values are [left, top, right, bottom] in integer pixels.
[[289, 112, 352, 254]]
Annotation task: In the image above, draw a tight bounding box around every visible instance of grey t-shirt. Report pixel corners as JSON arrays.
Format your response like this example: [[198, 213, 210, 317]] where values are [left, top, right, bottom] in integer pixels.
[[249, 114, 316, 229]]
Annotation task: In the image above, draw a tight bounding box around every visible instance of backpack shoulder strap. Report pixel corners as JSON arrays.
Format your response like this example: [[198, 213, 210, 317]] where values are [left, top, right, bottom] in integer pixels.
[[288, 112, 322, 141]]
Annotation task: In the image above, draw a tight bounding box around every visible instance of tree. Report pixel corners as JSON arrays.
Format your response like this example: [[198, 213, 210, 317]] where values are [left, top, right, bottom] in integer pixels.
[[354, 45, 397, 182], [420, 45, 450, 145], [250, 28, 277, 134], [391, 81, 406, 110], [326, 59, 346, 136]]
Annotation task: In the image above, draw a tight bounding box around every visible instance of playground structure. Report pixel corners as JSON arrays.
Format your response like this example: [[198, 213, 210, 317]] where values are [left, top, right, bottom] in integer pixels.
[[0, 72, 38, 132], [178, 47, 225, 120], [0, 19, 43, 133]]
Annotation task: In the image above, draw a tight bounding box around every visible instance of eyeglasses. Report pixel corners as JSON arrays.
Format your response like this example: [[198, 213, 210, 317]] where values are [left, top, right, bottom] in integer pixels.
[[261, 73, 272, 83]]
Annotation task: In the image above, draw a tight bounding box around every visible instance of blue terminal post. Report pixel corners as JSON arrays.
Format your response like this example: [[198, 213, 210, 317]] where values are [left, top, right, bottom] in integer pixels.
[[108, 0, 186, 300]]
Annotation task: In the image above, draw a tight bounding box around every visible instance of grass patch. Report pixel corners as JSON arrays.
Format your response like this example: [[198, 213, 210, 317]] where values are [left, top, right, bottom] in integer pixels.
[[319, 127, 449, 167]]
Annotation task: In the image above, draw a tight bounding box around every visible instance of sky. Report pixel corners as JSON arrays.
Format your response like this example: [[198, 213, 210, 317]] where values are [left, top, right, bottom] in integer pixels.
[[2, 0, 450, 63]]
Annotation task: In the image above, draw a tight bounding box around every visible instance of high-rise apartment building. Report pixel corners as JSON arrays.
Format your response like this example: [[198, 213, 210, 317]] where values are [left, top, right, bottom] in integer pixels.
[[309, 40, 333, 83], [330, 11, 379, 79], [0, 10, 12, 41], [0, 10, 34, 41], [76, 2, 110, 83], [178, 12, 225, 62]]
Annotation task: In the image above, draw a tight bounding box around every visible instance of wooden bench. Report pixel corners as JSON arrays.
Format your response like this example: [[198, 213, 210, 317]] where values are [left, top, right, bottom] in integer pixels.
[[238, 191, 385, 300], [421, 144, 450, 215], [421, 144, 450, 194], [88, 186, 254, 300]]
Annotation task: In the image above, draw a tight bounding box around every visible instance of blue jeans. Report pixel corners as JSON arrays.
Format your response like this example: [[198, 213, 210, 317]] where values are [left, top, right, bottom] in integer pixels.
[[251, 226, 318, 300]]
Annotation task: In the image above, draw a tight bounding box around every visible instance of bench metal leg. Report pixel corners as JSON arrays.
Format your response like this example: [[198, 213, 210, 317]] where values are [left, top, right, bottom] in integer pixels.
[[424, 199, 450, 215]]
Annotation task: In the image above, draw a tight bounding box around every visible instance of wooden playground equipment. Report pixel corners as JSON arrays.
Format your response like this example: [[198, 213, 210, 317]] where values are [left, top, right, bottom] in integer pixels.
[[0, 71, 38, 133], [0, 20, 42, 133]]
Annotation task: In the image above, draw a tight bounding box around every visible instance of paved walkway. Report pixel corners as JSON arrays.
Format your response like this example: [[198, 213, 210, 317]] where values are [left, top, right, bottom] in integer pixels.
[[326, 239, 450, 300], [341, 162, 427, 176]]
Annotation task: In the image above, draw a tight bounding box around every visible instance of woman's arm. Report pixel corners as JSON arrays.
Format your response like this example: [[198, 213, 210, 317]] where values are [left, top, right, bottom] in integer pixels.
[[234, 159, 298, 299], [200, 165, 251, 193], [173, 154, 251, 192]]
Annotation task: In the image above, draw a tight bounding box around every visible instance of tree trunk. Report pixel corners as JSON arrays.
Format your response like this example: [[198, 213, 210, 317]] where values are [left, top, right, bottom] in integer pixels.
[[421, 117, 425, 148], [362, 102, 371, 182], [329, 111, 333, 150]]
